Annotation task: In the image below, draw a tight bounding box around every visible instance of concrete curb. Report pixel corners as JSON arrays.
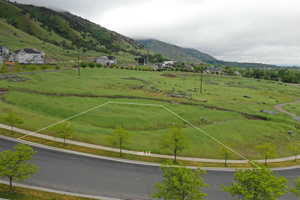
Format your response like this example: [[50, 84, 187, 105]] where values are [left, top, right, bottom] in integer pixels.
[[0, 180, 120, 200], [2, 123, 300, 164], [1, 135, 300, 172]]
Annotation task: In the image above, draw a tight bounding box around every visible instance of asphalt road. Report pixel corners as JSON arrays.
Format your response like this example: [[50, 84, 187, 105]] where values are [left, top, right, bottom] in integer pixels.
[[0, 139, 298, 200]]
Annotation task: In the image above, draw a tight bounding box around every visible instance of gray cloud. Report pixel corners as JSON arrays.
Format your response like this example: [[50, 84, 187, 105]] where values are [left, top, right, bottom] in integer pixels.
[[14, 0, 300, 65]]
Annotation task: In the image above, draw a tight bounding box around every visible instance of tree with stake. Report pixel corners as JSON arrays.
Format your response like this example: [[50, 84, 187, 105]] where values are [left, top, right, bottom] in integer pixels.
[[4, 112, 23, 133], [161, 127, 187, 163], [53, 122, 73, 146], [0, 144, 38, 191], [194, 65, 207, 95], [153, 162, 207, 200], [221, 147, 231, 167], [110, 127, 129, 157], [288, 141, 300, 162], [256, 143, 277, 166], [223, 167, 288, 200]]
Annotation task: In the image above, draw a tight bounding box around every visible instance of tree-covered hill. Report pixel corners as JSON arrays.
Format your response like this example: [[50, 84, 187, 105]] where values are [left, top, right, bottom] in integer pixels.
[[138, 39, 278, 68], [0, 0, 146, 63], [137, 39, 218, 64]]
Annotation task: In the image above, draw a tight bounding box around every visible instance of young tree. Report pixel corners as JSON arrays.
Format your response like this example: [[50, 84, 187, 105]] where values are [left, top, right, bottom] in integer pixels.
[[223, 167, 288, 200], [53, 122, 73, 146], [194, 65, 207, 95], [256, 143, 277, 166], [0, 144, 38, 191], [221, 147, 231, 167], [153, 162, 207, 200], [288, 141, 300, 162], [291, 178, 300, 199], [161, 127, 187, 163], [4, 112, 23, 133], [110, 127, 129, 157]]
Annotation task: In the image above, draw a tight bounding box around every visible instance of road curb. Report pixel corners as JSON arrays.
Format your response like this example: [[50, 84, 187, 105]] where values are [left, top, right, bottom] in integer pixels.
[[0, 180, 121, 200], [1, 135, 300, 172]]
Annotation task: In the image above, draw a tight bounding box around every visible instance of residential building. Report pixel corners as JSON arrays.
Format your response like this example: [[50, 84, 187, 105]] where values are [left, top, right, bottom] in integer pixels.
[[10, 48, 45, 64], [95, 56, 117, 66]]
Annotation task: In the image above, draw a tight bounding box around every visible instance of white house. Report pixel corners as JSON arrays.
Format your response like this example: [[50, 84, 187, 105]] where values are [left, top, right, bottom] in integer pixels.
[[95, 56, 117, 66], [10, 48, 45, 64]]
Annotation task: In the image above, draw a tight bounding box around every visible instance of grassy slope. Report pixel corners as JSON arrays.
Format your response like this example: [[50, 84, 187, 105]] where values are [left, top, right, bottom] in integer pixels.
[[0, 69, 299, 159], [0, 19, 77, 61], [0, 19, 139, 64], [0, 184, 92, 200], [0, 0, 146, 64]]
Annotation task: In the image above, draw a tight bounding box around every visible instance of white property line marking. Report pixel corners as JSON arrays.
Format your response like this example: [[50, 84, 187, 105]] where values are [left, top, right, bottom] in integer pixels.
[[18, 102, 110, 140], [17, 100, 260, 168], [108, 101, 260, 168]]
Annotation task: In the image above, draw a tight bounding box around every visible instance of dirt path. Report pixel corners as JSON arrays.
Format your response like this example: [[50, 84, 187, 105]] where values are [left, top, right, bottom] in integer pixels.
[[274, 100, 300, 122]]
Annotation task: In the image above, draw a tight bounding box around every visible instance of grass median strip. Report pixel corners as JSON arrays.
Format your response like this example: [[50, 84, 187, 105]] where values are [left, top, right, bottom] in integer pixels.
[[1, 128, 300, 169], [0, 184, 94, 200]]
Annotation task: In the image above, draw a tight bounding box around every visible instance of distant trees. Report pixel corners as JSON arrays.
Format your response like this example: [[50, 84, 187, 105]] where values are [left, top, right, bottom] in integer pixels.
[[0, 144, 38, 191], [53, 122, 74, 146], [224, 167, 288, 200], [109, 127, 130, 157], [153, 162, 207, 200], [256, 143, 277, 166], [240, 68, 300, 84], [4, 112, 23, 133], [161, 127, 187, 163]]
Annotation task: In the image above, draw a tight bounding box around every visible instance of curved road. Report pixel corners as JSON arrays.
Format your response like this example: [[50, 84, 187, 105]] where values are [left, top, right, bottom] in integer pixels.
[[0, 138, 298, 200]]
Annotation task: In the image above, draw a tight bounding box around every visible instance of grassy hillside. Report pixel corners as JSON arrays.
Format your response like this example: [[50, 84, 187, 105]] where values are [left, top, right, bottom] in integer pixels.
[[0, 68, 299, 159], [0, 0, 147, 64], [138, 39, 218, 64]]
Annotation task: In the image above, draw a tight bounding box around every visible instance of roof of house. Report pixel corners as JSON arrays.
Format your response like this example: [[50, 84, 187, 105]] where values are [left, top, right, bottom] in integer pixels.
[[15, 48, 42, 54]]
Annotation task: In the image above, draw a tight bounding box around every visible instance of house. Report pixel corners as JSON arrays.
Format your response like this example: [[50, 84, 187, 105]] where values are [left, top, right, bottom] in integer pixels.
[[0, 46, 10, 57], [95, 56, 117, 66], [10, 48, 45, 64], [157, 60, 176, 70], [135, 56, 148, 65], [205, 67, 224, 75]]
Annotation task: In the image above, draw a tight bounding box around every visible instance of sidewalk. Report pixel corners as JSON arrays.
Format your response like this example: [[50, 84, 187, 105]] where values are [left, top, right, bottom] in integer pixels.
[[0, 123, 299, 164]]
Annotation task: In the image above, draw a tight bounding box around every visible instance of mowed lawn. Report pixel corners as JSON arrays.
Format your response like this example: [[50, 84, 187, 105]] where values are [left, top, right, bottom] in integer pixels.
[[0, 68, 299, 159]]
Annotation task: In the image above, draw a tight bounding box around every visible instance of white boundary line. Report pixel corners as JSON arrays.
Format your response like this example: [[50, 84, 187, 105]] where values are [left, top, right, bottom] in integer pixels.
[[17, 100, 260, 168], [18, 102, 110, 140]]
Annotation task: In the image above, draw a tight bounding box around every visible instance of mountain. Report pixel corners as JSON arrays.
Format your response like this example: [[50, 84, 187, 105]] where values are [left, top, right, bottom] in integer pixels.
[[137, 39, 218, 64], [138, 39, 278, 68], [0, 0, 146, 63]]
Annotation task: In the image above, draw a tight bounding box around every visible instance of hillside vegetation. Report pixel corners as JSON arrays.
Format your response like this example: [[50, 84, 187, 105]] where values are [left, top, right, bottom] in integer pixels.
[[0, 0, 146, 63], [138, 39, 218, 64], [138, 39, 278, 68]]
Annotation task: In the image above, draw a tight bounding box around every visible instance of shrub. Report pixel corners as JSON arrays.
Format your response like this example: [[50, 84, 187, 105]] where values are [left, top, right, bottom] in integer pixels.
[[88, 63, 95, 68], [96, 64, 103, 68]]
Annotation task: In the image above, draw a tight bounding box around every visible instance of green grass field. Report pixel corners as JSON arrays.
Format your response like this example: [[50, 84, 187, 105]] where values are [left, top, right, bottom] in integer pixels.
[[285, 102, 300, 116], [0, 68, 299, 159]]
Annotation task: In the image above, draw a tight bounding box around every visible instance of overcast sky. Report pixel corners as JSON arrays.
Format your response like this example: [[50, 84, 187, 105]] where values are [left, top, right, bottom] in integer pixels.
[[15, 0, 300, 65]]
